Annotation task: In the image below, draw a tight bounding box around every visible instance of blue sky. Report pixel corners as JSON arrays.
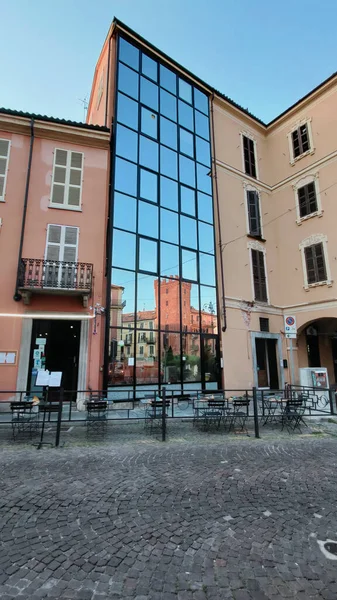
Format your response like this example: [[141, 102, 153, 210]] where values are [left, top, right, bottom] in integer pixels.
[[1, 0, 336, 124]]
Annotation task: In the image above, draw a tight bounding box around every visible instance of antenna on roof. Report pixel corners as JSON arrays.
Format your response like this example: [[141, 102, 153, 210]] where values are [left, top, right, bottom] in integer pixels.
[[78, 95, 88, 121]]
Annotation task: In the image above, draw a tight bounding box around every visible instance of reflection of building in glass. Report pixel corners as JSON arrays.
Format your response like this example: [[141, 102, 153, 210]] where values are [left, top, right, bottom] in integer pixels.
[[103, 29, 220, 391]]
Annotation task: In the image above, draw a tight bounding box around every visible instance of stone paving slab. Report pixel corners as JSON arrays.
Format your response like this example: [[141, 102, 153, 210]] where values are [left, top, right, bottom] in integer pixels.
[[1, 432, 337, 598]]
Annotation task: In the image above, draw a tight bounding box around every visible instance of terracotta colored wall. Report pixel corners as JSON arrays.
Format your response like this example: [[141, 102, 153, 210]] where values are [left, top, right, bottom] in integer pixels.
[[87, 32, 117, 128]]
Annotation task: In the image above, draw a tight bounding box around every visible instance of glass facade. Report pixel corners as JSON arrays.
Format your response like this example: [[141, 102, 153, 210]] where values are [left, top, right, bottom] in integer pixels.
[[107, 35, 219, 393]]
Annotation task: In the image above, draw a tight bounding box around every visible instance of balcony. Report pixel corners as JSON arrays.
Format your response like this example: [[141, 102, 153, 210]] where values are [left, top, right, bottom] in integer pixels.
[[18, 258, 93, 307], [145, 336, 156, 344]]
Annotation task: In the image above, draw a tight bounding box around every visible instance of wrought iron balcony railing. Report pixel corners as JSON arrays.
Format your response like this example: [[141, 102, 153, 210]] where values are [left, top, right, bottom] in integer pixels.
[[18, 258, 93, 307]]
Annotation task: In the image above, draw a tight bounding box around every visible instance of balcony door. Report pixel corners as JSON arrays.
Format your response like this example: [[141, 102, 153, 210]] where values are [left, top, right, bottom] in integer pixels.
[[45, 225, 79, 288]]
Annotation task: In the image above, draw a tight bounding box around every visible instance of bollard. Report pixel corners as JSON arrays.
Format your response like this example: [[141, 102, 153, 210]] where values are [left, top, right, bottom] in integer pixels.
[[253, 387, 260, 439], [161, 387, 166, 442]]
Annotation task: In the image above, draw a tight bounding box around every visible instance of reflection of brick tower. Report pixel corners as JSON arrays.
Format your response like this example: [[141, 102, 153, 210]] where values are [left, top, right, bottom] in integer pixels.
[[154, 277, 192, 355]]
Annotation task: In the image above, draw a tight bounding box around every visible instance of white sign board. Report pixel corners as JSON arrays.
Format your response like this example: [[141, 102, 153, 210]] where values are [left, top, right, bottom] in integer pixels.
[[0, 351, 17, 365], [36, 370, 50, 386], [33, 349, 41, 360], [35, 370, 63, 387], [284, 315, 297, 339], [35, 338, 46, 345]]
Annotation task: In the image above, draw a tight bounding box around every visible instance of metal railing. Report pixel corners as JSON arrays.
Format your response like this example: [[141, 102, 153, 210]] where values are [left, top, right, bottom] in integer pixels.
[[18, 258, 93, 291]]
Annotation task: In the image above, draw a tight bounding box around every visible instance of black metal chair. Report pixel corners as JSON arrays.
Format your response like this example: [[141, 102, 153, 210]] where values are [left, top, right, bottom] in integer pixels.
[[86, 400, 108, 437], [10, 400, 39, 440], [145, 400, 170, 433], [281, 399, 306, 433], [227, 397, 250, 435]]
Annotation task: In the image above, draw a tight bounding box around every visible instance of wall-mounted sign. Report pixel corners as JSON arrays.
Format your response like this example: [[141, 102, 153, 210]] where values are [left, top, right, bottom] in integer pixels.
[[33, 349, 41, 360], [0, 351, 17, 365], [35, 338, 46, 346], [284, 315, 297, 339], [39, 345, 45, 354]]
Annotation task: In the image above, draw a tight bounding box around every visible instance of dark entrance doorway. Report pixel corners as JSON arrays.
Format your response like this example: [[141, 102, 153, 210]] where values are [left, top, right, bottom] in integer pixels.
[[306, 325, 321, 367], [255, 337, 279, 389], [331, 337, 337, 384], [201, 335, 220, 389], [28, 320, 80, 393]]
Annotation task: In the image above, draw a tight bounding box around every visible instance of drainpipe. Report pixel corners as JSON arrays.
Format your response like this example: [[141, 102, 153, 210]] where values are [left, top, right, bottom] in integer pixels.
[[210, 95, 227, 332], [14, 117, 35, 301]]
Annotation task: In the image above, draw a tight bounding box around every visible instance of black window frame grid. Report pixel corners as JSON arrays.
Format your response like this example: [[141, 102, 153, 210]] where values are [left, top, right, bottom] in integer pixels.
[[304, 243, 327, 285], [292, 123, 310, 159], [298, 181, 318, 218]]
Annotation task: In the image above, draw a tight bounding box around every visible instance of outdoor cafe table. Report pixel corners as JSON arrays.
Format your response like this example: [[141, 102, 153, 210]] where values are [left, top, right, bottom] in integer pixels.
[[262, 396, 287, 425]]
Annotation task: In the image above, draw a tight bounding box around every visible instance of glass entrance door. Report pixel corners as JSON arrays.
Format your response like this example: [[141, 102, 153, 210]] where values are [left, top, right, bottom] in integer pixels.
[[201, 335, 220, 390]]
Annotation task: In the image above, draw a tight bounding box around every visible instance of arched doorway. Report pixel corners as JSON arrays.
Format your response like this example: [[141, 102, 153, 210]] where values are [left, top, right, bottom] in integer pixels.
[[297, 318, 337, 385]]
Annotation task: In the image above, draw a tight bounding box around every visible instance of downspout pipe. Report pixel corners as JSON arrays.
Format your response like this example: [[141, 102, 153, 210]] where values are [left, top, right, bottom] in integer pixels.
[[210, 94, 227, 332], [14, 117, 35, 301]]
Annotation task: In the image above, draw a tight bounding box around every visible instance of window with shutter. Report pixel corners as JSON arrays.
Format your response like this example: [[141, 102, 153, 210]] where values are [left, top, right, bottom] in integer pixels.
[[247, 190, 261, 237], [297, 182, 318, 218], [251, 249, 268, 302], [45, 224, 79, 288], [304, 243, 327, 284], [242, 135, 257, 178], [0, 139, 10, 201], [291, 123, 311, 159], [51, 149, 83, 209]]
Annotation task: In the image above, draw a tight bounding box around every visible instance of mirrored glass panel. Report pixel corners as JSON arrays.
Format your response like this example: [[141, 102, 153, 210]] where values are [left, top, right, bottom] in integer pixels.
[[160, 208, 178, 244], [180, 185, 195, 216], [112, 229, 136, 270], [179, 154, 195, 187], [160, 117, 177, 150], [139, 136, 158, 171], [190, 283, 200, 316], [117, 93, 138, 130], [161, 332, 181, 383], [180, 215, 197, 249], [194, 89, 209, 115], [182, 249, 197, 281], [140, 77, 158, 111], [197, 163, 212, 195], [136, 274, 157, 318], [195, 110, 209, 140], [197, 191, 213, 223], [196, 136, 210, 167], [160, 146, 177, 180], [160, 242, 179, 279], [142, 54, 158, 82], [116, 124, 138, 163], [136, 348, 158, 385], [178, 100, 194, 131], [138, 201, 158, 238], [160, 176, 178, 211], [182, 333, 200, 383], [140, 168, 158, 203], [200, 285, 217, 330], [111, 268, 136, 324], [179, 79, 192, 104], [119, 38, 139, 70], [198, 221, 214, 254], [160, 278, 180, 331], [115, 157, 137, 197], [139, 238, 158, 273], [113, 192, 137, 232], [118, 63, 139, 100], [141, 107, 158, 139], [179, 128, 194, 158], [108, 327, 134, 387], [160, 89, 177, 121], [160, 64, 176, 94], [199, 253, 215, 286]]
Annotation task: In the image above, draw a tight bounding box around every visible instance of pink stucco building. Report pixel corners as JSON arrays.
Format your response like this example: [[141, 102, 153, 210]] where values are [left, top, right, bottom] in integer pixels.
[[0, 110, 109, 400]]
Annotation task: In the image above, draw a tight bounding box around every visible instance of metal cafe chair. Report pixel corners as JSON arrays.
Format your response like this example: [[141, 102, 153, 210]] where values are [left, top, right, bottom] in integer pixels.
[[281, 399, 306, 433], [10, 399, 40, 441], [227, 397, 250, 435], [145, 399, 170, 433], [86, 399, 108, 437]]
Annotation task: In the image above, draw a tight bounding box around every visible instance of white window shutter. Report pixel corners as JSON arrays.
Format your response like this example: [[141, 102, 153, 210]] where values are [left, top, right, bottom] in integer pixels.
[[0, 139, 10, 201], [64, 226, 78, 246], [50, 149, 83, 209]]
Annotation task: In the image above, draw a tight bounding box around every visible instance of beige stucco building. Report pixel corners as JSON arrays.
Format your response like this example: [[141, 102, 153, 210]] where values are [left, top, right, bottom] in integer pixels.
[[213, 74, 337, 390]]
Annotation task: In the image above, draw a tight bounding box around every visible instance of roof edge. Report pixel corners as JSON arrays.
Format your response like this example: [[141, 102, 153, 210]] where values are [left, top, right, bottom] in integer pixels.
[[0, 107, 109, 132]]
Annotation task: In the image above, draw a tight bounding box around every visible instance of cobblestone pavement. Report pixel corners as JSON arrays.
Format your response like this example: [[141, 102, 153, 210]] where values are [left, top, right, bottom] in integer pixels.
[[1, 436, 337, 599]]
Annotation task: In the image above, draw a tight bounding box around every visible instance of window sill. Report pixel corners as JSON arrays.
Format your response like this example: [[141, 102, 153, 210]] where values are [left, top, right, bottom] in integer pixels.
[[49, 204, 82, 212], [247, 234, 266, 242], [296, 210, 323, 225], [304, 279, 333, 291], [290, 148, 315, 165]]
